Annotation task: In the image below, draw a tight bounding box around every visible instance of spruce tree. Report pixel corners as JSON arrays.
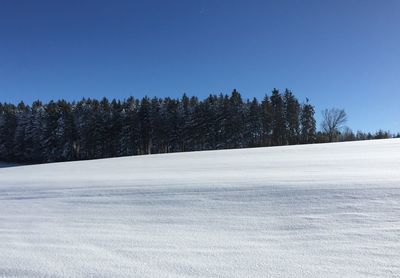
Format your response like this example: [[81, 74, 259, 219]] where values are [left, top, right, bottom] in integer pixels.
[[0, 89, 321, 163], [246, 98, 262, 147], [139, 97, 152, 154], [284, 89, 301, 145], [270, 89, 286, 146], [261, 95, 272, 146], [300, 99, 316, 144]]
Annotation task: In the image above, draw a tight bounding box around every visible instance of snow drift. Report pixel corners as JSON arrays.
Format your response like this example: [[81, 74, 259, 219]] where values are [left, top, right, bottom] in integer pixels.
[[0, 139, 399, 277]]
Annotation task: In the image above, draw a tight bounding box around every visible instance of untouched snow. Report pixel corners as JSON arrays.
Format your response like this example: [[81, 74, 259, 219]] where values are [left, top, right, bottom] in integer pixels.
[[0, 139, 400, 277]]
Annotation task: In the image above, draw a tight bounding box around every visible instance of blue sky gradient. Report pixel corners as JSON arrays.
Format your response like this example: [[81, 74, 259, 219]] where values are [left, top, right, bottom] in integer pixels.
[[0, 0, 399, 132]]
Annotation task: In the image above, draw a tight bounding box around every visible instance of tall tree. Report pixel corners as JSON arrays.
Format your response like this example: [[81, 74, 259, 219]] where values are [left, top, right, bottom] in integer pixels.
[[321, 108, 347, 142], [119, 97, 140, 156], [13, 102, 31, 161], [0, 90, 322, 164], [139, 97, 152, 154], [261, 95, 272, 146], [246, 98, 263, 147], [300, 98, 316, 144], [283, 89, 301, 145], [227, 89, 245, 148], [28, 101, 46, 162], [270, 89, 286, 146], [0, 104, 17, 161]]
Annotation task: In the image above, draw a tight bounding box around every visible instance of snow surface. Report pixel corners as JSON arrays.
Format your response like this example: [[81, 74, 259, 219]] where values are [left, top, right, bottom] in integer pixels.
[[0, 139, 400, 277]]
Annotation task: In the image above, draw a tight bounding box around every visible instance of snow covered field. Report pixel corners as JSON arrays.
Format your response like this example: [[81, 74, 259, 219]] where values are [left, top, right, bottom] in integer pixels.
[[0, 139, 400, 277]]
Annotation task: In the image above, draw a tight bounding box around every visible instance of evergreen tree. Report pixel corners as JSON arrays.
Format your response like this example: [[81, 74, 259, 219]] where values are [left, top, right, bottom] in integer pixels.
[[246, 98, 263, 147], [139, 97, 152, 154], [119, 97, 140, 156], [270, 89, 286, 146], [300, 98, 316, 144], [42, 101, 60, 162], [283, 89, 301, 145], [13, 102, 30, 161], [55, 100, 77, 161], [109, 99, 123, 157], [0, 90, 326, 164], [261, 95, 272, 146], [0, 104, 17, 161], [29, 101, 46, 162], [226, 89, 245, 148], [179, 93, 192, 151]]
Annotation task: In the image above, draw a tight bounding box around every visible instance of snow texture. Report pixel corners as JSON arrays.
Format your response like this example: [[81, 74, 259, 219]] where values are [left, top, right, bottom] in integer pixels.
[[0, 139, 400, 277]]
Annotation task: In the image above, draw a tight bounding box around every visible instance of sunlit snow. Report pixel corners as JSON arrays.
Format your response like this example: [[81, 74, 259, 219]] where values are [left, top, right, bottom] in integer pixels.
[[0, 139, 400, 277]]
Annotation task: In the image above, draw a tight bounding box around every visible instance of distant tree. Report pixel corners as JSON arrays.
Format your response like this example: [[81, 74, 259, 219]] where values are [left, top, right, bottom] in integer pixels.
[[13, 102, 30, 161], [246, 97, 263, 147], [215, 94, 229, 149], [119, 97, 140, 156], [109, 99, 123, 157], [3, 92, 395, 164], [321, 108, 347, 142], [8, 90, 387, 164], [55, 100, 77, 161], [0, 104, 17, 161], [227, 89, 245, 148], [300, 98, 316, 144], [260, 95, 272, 146], [374, 130, 391, 139], [340, 127, 355, 141], [355, 130, 368, 141], [94, 98, 111, 158], [42, 101, 59, 162], [28, 101, 46, 162], [139, 97, 152, 154], [179, 93, 192, 151], [284, 89, 301, 145], [74, 98, 97, 160], [270, 89, 286, 145], [163, 97, 180, 152]]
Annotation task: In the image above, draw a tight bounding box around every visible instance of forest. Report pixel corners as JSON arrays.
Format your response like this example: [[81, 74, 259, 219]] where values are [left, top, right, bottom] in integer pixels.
[[0, 89, 397, 164]]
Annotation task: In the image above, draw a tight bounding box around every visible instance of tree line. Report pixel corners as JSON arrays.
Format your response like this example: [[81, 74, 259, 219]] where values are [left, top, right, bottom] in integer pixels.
[[0, 89, 397, 164]]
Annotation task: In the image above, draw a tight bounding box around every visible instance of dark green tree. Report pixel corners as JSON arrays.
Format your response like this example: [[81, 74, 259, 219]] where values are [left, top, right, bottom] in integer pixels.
[[300, 98, 316, 144], [270, 89, 286, 146], [284, 89, 301, 145]]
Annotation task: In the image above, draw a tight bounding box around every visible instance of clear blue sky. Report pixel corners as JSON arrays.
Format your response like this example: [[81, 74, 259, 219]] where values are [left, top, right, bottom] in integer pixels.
[[0, 0, 399, 132]]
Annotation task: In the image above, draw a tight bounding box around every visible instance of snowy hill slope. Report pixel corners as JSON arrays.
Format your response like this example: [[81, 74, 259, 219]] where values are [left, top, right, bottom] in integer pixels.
[[0, 139, 400, 277]]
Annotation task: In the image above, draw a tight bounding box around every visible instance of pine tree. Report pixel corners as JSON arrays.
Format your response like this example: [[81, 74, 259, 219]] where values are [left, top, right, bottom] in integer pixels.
[[13, 102, 30, 161], [246, 98, 262, 147], [300, 99, 316, 144], [0, 104, 17, 161], [28, 101, 46, 162], [42, 101, 59, 162], [284, 89, 301, 145], [110, 99, 123, 157], [55, 100, 77, 161], [0, 90, 321, 163], [179, 93, 191, 151], [261, 95, 272, 146], [119, 97, 140, 156], [270, 89, 286, 146], [139, 97, 152, 154], [227, 89, 245, 148]]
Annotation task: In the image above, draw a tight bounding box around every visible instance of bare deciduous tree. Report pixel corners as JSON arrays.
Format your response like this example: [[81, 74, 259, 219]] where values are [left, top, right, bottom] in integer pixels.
[[321, 108, 347, 142]]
